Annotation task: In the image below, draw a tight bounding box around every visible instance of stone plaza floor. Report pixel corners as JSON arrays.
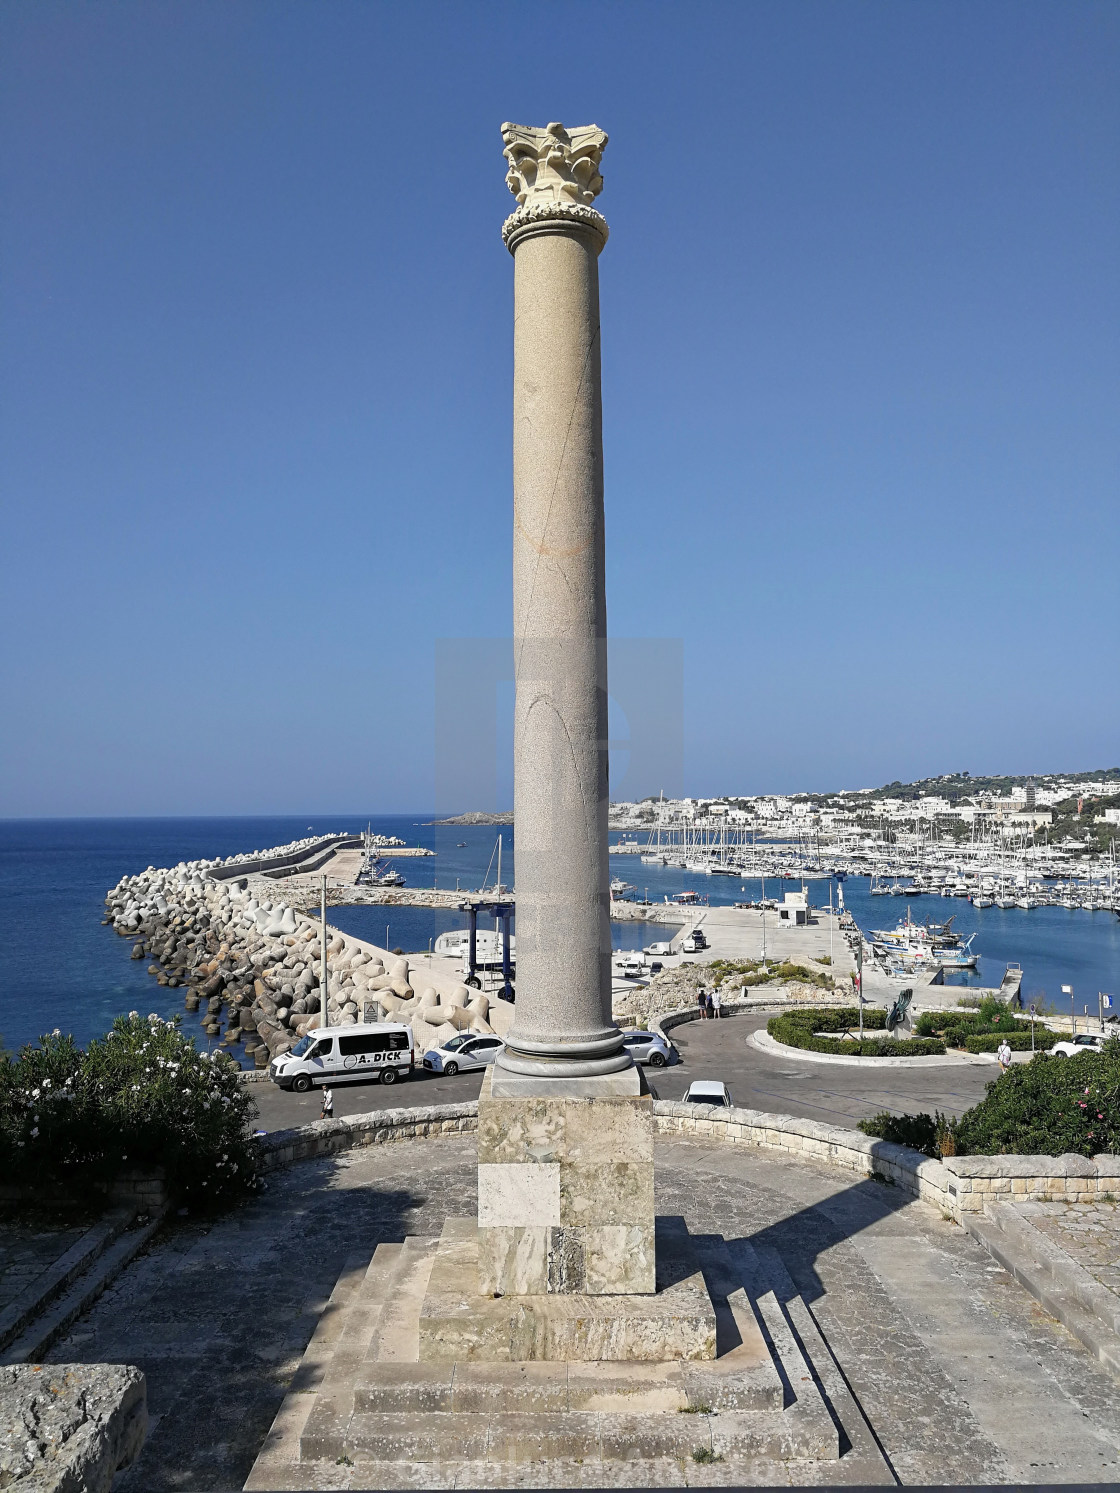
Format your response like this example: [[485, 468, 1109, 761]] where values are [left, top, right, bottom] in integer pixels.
[[40, 1133, 1120, 1489]]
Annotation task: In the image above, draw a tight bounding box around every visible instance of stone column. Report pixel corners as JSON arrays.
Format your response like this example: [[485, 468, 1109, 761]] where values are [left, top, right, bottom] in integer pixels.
[[495, 120, 629, 1084]]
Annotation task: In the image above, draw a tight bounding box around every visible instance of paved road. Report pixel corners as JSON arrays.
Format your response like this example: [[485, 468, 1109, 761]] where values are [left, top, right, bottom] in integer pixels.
[[646, 1011, 999, 1124], [247, 1010, 999, 1132]]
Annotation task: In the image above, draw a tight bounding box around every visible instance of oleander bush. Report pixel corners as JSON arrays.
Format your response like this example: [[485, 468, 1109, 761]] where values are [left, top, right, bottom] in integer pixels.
[[861, 1038, 1120, 1157], [953, 1037, 1120, 1156], [767, 1006, 946, 1058], [0, 1013, 260, 1206]]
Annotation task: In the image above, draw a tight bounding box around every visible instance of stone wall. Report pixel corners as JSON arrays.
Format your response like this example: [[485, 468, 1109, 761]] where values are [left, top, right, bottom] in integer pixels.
[[253, 1096, 1120, 1225], [257, 1101, 479, 1172]]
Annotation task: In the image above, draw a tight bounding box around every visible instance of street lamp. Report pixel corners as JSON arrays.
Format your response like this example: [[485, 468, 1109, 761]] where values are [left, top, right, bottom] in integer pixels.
[[1062, 984, 1073, 1037]]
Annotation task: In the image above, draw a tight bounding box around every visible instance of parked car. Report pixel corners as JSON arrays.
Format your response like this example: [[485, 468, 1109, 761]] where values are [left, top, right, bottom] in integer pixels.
[[614, 957, 646, 980], [683, 1080, 731, 1108], [620, 1029, 672, 1067], [422, 1033, 504, 1075], [681, 930, 708, 954], [270, 1023, 414, 1091], [1050, 1034, 1105, 1058], [644, 941, 673, 957]]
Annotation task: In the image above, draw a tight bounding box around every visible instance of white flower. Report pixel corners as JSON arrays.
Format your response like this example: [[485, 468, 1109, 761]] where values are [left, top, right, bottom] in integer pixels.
[[30, 1127, 39, 1138], [31, 1088, 40, 1100]]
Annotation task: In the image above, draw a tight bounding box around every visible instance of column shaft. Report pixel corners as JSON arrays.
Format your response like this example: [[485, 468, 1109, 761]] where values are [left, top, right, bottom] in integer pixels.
[[498, 221, 626, 1078]]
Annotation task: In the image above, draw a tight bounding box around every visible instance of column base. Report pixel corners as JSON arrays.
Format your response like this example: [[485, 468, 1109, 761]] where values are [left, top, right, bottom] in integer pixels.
[[419, 1218, 717, 1363]]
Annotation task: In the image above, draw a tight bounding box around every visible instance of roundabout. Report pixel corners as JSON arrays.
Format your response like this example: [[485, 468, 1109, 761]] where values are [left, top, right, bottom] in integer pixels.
[[749, 1027, 989, 1068]]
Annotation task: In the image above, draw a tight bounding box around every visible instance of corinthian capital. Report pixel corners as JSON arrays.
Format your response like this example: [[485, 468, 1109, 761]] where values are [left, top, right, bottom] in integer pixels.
[[500, 121, 609, 250]]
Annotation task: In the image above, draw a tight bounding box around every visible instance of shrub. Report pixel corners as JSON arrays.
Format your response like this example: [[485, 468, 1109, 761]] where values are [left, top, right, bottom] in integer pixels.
[[767, 1007, 945, 1058], [858, 1109, 960, 1158], [915, 1006, 1055, 1053], [709, 959, 834, 991], [964, 1031, 1057, 1054], [954, 1038, 1120, 1156], [0, 1014, 261, 1207]]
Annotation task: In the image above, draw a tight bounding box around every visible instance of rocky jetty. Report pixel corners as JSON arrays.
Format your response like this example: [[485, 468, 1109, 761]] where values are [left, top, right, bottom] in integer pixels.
[[104, 849, 504, 1070]]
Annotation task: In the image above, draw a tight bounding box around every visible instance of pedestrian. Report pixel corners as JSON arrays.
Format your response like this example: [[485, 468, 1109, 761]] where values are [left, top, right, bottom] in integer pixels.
[[697, 988, 707, 1020], [321, 1086, 334, 1120], [996, 1039, 1012, 1076], [712, 988, 722, 1020]]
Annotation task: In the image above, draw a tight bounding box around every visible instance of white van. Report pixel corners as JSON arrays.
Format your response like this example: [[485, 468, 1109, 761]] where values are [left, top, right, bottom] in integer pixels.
[[269, 1022, 414, 1091]]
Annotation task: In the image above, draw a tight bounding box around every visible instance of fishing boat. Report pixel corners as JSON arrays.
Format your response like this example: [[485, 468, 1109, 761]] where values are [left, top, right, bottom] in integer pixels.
[[934, 934, 978, 970]]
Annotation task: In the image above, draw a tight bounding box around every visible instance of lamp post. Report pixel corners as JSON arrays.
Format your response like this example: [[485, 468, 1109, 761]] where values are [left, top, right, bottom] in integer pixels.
[[320, 874, 329, 1034], [1062, 983, 1074, 1037]]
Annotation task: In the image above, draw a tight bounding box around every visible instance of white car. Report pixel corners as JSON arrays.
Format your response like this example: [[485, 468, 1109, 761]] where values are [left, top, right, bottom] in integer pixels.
[[620, 1029, 672, 1067], [1050, 1034, 1105, 1058], [683, 1080, 731, 1108], [422, 1033, 504, 1075]]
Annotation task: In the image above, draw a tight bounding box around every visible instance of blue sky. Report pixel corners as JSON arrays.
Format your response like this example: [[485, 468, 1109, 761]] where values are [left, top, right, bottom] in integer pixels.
[[1, 1, 1116, 815]]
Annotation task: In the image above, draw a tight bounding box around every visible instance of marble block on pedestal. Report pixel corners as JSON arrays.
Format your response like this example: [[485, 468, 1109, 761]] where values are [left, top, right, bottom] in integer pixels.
[[477, 1064, 655, 1295], [418, 1218, 717, 1364]]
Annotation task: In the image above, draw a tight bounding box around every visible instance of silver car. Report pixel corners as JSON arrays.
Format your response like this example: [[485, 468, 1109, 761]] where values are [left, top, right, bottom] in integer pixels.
[[620, 1029, 673, 1067], [422, 1033, 504, 1075]]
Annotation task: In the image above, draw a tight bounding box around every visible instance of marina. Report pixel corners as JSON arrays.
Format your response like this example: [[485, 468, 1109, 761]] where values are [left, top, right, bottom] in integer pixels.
[[1, 812, 1117, 1057]]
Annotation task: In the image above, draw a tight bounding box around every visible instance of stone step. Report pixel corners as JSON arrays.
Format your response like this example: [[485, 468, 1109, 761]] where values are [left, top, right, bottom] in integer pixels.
[[366, 1235, 438, 1363], [725, 1238, 839, 1461], [1, 1211, 166, 1366], [251, 1222, 855, 1486], [339, 1400, 832, 1465], [247, 1243, 404, 1489], [0, 1207, 135, 1356], [296, 1243, 409, 1461], [965, 1203, 1120, 1384], [741, 1241, 893, 1481]]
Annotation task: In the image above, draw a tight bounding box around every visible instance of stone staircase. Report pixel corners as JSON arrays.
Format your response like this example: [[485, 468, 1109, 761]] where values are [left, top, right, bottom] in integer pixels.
[[0, 1206, 165, 1366], [246, 1221, 894, 1487], [965, 1201, 1120, 1383]]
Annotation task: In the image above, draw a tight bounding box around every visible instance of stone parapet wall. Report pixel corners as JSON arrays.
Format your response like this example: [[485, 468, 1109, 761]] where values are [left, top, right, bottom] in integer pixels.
[[257, 1101, 479, 1172], [942, 1152, 1120, 1210], [254, 1096, 1119, 1225], [651, 1100, 953, 1215]]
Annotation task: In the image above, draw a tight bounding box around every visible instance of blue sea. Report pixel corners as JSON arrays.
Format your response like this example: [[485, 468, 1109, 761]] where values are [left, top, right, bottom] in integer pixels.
[[0, 816, 1117, 1055]]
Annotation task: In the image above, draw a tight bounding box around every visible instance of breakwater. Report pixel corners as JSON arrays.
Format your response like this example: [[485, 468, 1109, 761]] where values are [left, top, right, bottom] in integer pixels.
[[103, 837, 508, 1069]]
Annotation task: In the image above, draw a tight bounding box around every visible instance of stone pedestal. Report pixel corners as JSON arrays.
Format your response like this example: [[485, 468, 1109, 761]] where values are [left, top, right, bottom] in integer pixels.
[[477, 1065, 655, 1296], [418, 1218, 715, 1364]]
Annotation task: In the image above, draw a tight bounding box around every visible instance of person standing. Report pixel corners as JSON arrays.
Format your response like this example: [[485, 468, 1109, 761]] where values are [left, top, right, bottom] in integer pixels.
[[712, 988, 722, 1020], [320, 1086, 334, 1120], [697, 989, 707, 1020]]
